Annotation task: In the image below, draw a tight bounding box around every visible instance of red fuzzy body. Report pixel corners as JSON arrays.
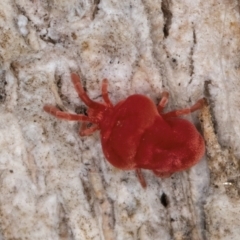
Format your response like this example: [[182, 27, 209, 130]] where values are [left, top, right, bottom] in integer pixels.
[[44, 74, 205, 187], [100, 95, 205, 176]]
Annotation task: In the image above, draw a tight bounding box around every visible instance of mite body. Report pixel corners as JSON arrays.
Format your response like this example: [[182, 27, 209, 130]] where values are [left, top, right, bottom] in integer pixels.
[[44, 73, 205, 188]]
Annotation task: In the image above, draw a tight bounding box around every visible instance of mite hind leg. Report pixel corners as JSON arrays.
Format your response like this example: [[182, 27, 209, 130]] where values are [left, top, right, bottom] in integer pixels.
[[136, 169, 147, 188], [158, 91, 169, 113], [162, 98, 206, 118]]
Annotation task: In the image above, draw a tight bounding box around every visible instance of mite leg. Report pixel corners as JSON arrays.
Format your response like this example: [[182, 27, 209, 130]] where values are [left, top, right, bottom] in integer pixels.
[[79, 122, 99, 136], [101, 79, 113, 107], [153, 170, 172, 178], [158, 91, 169, 113], [162, 98, 206, 118], [71, 73, 103, 109], [44, 105, 91, 122], [136, 169, 147, 188]]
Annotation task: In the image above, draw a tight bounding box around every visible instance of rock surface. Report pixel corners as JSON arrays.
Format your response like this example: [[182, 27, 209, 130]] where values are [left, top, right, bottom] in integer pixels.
[[0, 0, 240, 239]]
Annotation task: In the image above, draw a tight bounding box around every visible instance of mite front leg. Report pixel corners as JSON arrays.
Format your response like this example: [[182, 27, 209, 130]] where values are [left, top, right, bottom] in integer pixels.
[[158, 91, 169, 113], [162, 98, 206, 118], [101, 79, 113, 107], [71, 73, 102, 109], [79, 122, 99, 136], [44, 105, 91, 121]]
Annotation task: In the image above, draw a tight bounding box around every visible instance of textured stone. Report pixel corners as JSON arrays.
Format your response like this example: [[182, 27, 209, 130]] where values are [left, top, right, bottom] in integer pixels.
[[0, 0, 240, 239]]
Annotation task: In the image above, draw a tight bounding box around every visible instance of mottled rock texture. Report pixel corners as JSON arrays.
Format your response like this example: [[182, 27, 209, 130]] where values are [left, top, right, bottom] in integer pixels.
[[0, 0, 240, 239]]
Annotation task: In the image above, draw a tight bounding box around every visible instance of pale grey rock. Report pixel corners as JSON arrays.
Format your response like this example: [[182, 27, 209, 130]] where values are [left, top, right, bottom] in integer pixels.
[[0, 0, 240, 240]]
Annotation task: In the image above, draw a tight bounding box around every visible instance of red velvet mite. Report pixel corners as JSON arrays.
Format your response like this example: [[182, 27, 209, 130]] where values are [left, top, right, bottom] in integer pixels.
[[44, 73, 205, 188]]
